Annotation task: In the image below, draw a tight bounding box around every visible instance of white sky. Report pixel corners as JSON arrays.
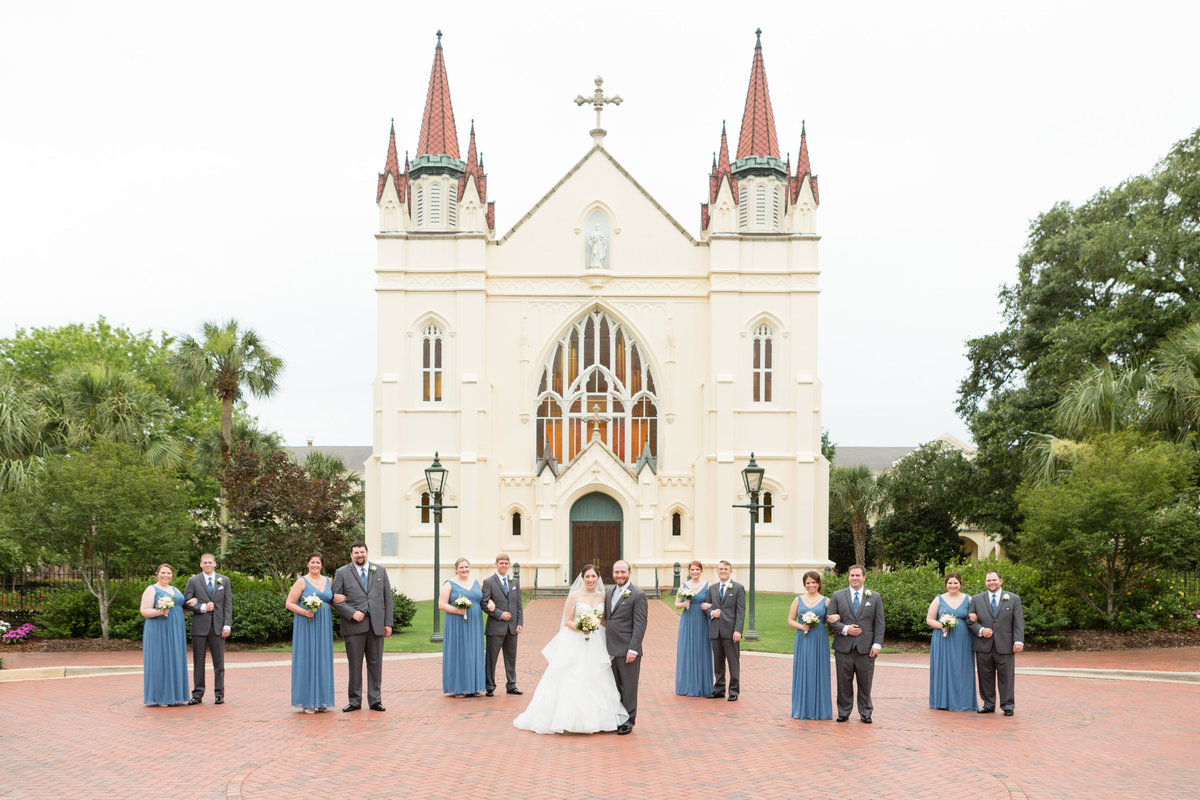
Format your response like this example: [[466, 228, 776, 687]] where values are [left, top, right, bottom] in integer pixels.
[[3, 1, 1198, 448]]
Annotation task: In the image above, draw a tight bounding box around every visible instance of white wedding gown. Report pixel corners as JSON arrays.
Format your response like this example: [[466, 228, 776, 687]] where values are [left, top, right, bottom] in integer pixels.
[[513, 601, 629, 734]]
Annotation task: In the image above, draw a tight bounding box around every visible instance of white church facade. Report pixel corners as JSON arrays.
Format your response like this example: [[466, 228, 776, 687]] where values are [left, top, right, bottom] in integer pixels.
[[365, 31, 830, 600]]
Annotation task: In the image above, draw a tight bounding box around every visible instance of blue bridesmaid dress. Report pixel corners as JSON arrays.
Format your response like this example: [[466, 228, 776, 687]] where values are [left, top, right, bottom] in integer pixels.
[[142, 585, 189, 706], [929, 595, 978, 711], [443, 580, 486, 695], [674, 582, 714, 697], [291, 575, 335, 710], [790, 596, 832, 719]]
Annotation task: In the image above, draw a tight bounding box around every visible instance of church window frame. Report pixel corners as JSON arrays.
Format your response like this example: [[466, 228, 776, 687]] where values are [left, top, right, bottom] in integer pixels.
[[422, 323, 444, 403], [511, 511, 522, 537], [429, 183, 441, 226], [752, 323, 773, 403]]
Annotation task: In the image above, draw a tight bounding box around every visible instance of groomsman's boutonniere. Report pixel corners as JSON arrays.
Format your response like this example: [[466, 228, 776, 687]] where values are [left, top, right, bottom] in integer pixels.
[[215, 577, 224, 587], [369, 565, 377, 574], [621, 588, 631, 599], [864, 589, 873, 598], [1002, 593, 1010, 602]]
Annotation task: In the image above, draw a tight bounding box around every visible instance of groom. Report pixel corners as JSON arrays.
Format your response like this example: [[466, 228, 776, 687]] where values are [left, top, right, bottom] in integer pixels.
[[605, 560, 647, 735]]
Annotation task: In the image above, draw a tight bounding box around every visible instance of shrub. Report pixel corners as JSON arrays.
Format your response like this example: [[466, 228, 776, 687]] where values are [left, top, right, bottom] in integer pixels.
[[227, 591, 292, 643], [392, 589, 417, 631]]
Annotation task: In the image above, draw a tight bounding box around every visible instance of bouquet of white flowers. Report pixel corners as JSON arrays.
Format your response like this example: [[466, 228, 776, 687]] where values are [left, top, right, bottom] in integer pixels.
[[155, 594, 175, 618], [677, 588, 695, 601], [453, 596, 472, 622], [575, 609, 602, 640], [938, 613, 958, 638], [800, 610, 820, 636], [302, 594, 323, 619]]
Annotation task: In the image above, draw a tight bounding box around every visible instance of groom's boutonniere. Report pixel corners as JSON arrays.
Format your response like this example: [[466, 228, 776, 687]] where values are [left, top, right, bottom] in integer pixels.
[[864, 589, 873, 598], [369, 565, 377, 573], [1002, 593, 1010, 602], [621, 588, 631, 599]]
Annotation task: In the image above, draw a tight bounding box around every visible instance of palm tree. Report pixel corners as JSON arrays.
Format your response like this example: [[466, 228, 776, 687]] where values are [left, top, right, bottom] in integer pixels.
[[829, 465, 881, 568], [172, 320, 283, 456], [171, 320, 283, 555], [0, 377, 50, 492]]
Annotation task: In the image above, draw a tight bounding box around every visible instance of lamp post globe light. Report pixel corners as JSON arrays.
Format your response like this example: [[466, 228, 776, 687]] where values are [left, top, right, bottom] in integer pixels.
[[421, 452, 456, 643], [734, 453, 768, 642]]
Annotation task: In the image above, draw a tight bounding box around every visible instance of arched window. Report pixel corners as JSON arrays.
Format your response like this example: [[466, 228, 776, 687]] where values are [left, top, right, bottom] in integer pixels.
[[429, 183, 441, 226], [738, 188, 748, 229], [422, 324, 443, 402], [420, 491, 431, 524], [757, 491, 773, 524], [755, 184, 767, 227], [447, 188, 457, 227], [752, 323, 773, 403], [511, 511, 521, 537], [671, 512, 682, 537], [535, 308, 658, 467], [415, 186, 425, 228]]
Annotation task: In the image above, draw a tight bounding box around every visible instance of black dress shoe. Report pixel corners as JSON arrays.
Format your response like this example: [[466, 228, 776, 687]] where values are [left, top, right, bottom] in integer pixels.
[[369, 703, 386, 711], [342, 704, 361, 712], [507, 688, 523, 695], [860, 716, 872, 724], [1003, 709, 1014, 716], [727, 694, 738, 701], [836, 715, 848, 722], [709, 692, 724, 699], [187, 697, 202, 706], [485, 689, 494, 696], [616, 723, 633, 735], [214, 697, 224, 705], [977, 707, 995, 714]]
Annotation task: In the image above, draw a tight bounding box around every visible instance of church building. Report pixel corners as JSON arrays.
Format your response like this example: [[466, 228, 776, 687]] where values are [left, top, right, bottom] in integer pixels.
[[365, 30, 830, 599]]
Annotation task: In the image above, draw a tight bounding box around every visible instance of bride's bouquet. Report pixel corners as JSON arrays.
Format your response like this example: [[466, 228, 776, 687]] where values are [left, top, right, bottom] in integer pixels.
[[453, 596, 472, 622], [575, 609, 602, 641], [938, 613, 958, 638], [155, 595, 175, 618], [677, 587, 696, 605], [301, 594, 323, 619], [800, 610, 820, 636]]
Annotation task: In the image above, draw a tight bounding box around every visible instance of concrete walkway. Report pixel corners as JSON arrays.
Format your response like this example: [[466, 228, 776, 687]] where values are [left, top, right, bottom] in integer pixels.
[[3, 599, 1198, 799]]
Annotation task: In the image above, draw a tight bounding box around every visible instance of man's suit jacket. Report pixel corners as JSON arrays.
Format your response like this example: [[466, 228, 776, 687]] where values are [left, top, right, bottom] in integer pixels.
[[183, 572, 232, 637], [480, 572, 522, 636], [826, 586, 885, 654], [705, 581, 745, 640], [604, 583, 648, 658], [967, 590, 1024, 654], [332, 561, 394, 636]]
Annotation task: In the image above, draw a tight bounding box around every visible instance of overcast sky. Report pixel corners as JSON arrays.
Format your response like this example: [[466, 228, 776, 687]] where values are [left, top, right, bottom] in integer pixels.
[[3, 2, 1198, 449]]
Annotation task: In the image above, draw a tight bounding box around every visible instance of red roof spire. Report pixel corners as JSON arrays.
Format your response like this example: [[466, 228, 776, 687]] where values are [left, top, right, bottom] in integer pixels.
[[735, 28, 780, 160], [790, 120, 819, 205], [702, 121, 739, 230], [416, 31, 460, 159], [458, 119, 487, 203], [377, 118, 407, 202]]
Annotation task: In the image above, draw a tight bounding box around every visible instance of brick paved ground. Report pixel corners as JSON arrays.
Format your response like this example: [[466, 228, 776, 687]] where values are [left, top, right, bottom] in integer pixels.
[[3, 599, 1198, 800]]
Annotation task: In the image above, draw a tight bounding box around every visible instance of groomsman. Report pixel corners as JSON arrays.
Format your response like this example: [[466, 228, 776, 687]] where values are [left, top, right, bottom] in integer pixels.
[[332, 542, 393, 712], [183, 554, 232, 705], [703, 560, 745, 701], [968, 570, 1024, 716], [606, 560, 647, 735], [480, 553, 523, 697], [826, 565, 885, 722]]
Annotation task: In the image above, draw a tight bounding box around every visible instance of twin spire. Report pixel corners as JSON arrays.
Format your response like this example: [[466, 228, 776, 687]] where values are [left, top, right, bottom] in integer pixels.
[[415, 30, 460, 159]]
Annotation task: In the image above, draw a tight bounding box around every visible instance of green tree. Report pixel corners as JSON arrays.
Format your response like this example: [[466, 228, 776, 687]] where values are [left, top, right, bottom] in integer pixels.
[[0, 377, 50, 494], [0, 441, 194, 637], [874, 441, 977, 568], [220, 443, 358, 594], [172, 320, 283, 556], [958, 126, 1200, 548], [1016, 432, 1200, 626], [828, 465, 880, 568]]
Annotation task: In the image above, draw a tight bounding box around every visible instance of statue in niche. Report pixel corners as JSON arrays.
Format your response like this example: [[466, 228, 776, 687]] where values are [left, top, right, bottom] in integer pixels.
[[587, 222, 608, 268]]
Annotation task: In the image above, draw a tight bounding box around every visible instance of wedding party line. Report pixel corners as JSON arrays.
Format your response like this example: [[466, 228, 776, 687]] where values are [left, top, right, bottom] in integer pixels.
[[140, 546, 1024, 731]]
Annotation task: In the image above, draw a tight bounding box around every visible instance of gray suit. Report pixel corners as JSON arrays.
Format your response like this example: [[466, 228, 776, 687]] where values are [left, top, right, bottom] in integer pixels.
[[826, 585, 885, 718], [705, 581, 745, 697], [183, 572, 232, 700], [968, 590, 1024, 712], [332, 561, 394, 707], [480, 572, 523, 693], [605, 582, 647, 726]]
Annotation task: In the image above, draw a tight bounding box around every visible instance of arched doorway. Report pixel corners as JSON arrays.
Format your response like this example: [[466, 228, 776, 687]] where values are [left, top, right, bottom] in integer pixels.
[[569, 492, 623, 580]]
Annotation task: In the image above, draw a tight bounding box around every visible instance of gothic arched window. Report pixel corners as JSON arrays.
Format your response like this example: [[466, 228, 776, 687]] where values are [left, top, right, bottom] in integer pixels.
[[535, 308, 658, 467], [511, 511, 521, 537], [422, 323, 443, 402], [752, 323, 773, 403], [671, 512, 682, 537]]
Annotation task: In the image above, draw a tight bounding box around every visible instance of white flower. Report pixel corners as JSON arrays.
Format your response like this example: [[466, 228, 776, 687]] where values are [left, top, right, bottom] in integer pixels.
[[865, 589, 873, 597], [1002, 593, 1010, 601], [215, 577, 223, 586], [621, 588, 631, 599], [369, 565, 377, 573]]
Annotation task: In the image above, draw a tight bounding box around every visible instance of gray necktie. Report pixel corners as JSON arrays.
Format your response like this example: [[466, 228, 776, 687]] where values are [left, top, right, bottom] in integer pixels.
[[207, 576, 213, 595], [720, 584, 726, 601], [852, 591, 861, 615]]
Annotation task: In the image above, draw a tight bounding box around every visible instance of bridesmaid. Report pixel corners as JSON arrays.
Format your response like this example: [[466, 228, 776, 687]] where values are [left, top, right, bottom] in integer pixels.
[[438, 557, 486, 697], [926, 571, 978, 712], [139, 563, 190, 707], [285, 553, 337, 713], [673, 560, 713, 697], [787, 570, 836, 720]]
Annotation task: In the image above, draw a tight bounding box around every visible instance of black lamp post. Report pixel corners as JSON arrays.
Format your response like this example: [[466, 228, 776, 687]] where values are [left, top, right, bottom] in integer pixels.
[[419, 452, 456, 643], [732, 452, 768, 642]]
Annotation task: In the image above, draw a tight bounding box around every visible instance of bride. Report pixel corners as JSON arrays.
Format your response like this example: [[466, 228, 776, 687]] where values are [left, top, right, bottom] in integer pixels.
[[513, 564, 629, 734]]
